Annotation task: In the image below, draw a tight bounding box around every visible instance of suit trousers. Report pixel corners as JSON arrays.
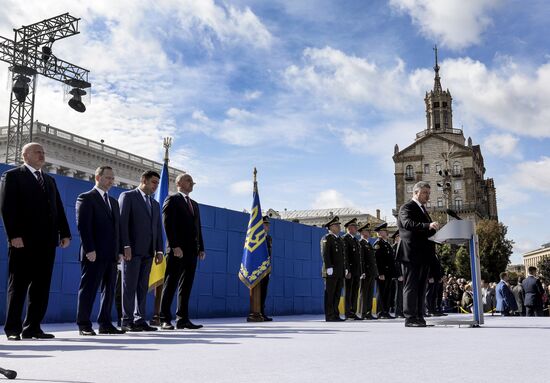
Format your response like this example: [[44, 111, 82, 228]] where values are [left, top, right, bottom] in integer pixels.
[[525, 306, 543, 317], [402, 262, 430, 320], [121, 254, 153, 325], [376, 278, 392, 315], [426, 281, 437, 313], [160, 252, 198, 324], [359, 276, 376, 315], [345, 276, 360, 316], [394, 279, 404, 316], [76, 259, 117, 328], [324, 277, 343, 319], [260, 274, 270, 315], [4, 244, 56, 335]]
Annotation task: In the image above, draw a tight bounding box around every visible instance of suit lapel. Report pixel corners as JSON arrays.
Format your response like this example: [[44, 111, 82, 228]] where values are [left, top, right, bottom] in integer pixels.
[[93, 189, 113, 220], [22, 165, 46, 194]]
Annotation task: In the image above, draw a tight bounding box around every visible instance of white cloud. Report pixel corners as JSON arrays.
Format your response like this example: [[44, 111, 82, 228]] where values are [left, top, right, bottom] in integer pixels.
[[284, 46, 423, 112], [311, 189, 355, 209], [244, 90, 262, 100], [229, 180, 253, 196], [389, 0, 503, 50], [338, 128, 371, 154], [512, 156, 550, 194], [483, 133, 520, 158]]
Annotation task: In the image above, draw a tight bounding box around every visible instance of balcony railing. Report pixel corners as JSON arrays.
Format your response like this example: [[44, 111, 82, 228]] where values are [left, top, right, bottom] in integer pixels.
[[416, 128, 463, 140]]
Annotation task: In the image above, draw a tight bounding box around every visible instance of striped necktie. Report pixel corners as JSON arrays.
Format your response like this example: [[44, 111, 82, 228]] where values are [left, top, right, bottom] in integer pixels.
[[34, 171, 45, 192]]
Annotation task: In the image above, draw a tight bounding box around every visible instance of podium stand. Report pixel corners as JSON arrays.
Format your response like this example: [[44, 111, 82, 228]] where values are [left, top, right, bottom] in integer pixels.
[[430, 219, 484, 327]]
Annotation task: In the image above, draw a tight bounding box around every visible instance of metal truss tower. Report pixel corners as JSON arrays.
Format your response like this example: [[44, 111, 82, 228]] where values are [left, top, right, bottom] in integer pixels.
[[0, 13, 91, 164]]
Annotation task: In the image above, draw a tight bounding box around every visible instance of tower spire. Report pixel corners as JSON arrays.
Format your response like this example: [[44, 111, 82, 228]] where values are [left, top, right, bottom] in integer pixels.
[[433, 45, 442, 94]]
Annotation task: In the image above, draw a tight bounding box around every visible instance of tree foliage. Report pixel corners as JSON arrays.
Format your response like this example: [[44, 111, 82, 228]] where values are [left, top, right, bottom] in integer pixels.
[[455, 245, 471, 280], [537, 256, 550, 284], [437, 243, 456, 276], [477, 220, 514, 282]]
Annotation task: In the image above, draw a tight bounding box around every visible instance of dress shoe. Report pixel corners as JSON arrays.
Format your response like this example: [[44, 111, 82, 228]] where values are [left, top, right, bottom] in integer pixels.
[[137, 323, 158, 331], [346, 314, 361, 320], [6, 334, 21, 341], [417, 317, 427, 326], [121, 324, 143, 332], [22, 331, 55, 339], [405, 320, 426, 328], [361, 314, 376, 320], [161, 322, 175, 330], [176, 321, 203, 329], [326, 316, 344, 322], [79, 328, 97, 336], [261, 315, 273, 322], [149, 315, 161, 327], [98, 326, 125, 334]]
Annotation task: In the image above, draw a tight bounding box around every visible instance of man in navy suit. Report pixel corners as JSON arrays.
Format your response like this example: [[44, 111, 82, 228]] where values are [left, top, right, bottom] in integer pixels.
[[75, 166, 125, 335], [496, 272, 517, 316], [396, 181, 439, 327], [160, 173, 206, 330], [119, 170, 164, 332], [0, 143, 71, 340], [522, 266, 544, 316]]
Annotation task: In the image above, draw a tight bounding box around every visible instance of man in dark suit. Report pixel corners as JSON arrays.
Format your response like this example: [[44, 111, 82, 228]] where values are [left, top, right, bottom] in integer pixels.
[[0, 143, 71, 340], [160, 173, 206, 330], [342, 218, 361, 320], [260, 215, 273, 321], [321, 216, 346, 322], [496, 272, 517, 316], [396, 181, 439, 327], [522, 266, 544, 316], [358, 223, 378, 320], [373, 222, 395, 319], [75, 166, 125, 335], [391, 231, 405, 318], [119, 170, 164, 332]]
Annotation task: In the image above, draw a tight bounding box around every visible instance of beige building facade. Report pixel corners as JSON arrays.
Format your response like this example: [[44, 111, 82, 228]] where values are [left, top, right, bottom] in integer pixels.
[[0, 121, 184, 190], [392, 53, 498, 224], [523, 243, 550, 271]]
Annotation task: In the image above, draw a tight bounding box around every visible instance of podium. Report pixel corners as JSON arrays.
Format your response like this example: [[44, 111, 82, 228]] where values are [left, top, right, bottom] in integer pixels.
[[430, 219, 484, 327]]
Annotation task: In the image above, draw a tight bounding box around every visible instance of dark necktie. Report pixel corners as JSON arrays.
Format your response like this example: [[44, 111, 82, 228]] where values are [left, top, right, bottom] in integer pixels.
[[34, 170, 45, 192], [186, 196, 194, 216], [146, 195, 153, 215], [104, 192, 111, 213], [421, 204, 431, 221]]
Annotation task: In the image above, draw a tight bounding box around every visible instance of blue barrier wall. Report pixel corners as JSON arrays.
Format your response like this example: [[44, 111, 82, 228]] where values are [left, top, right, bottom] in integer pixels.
[[0, 164, 326, 323]]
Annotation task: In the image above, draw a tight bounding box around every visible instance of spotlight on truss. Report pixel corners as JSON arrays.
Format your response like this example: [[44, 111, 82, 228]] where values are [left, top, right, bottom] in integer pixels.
[[12, 75, 31, 103], [68, 87, 87, 112]]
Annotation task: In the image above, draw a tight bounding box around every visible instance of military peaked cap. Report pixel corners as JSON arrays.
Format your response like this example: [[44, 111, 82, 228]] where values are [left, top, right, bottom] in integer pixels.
[[344, 217, 358, 228], [263, 215, 270, 224], [373, 222, 388, 232], [324, 216, 340, 228], [358, 222, 370, 232], [390, 230, 399, 239]]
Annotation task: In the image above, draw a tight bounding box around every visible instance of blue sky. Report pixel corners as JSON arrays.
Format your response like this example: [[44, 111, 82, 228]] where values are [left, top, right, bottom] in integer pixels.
[[1, 0, 549, 263]]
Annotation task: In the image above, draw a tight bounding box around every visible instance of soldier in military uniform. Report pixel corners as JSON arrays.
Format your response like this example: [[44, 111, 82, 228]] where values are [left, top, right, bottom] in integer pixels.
[[391, 231, 405, 318], [373, 222, 395, 319], [260, 216, 273, 321], [321, 216, 347, 322], [358, 223, 378, 320], [426, 252, 444, 317], [342, 218, 361, 320]]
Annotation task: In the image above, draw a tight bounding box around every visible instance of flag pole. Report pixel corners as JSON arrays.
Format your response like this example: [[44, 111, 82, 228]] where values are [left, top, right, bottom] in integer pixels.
[[247, 167, 264, 322]]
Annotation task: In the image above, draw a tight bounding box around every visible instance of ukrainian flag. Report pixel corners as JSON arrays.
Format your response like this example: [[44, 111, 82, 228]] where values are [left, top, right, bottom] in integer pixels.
[[148, 161, 168, 290], [239, 171, 271, 289]]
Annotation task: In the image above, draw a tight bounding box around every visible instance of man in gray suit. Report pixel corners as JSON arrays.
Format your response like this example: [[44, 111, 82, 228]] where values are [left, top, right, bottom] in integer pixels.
[[119, 170, 164, 332]]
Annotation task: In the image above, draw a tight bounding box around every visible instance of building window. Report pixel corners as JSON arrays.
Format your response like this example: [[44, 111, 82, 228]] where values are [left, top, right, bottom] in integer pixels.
[[455, 198, 463, 209], [443, 111, 449, 129], [436, 164, 441, 174], [406, 184, 413, 193], [437, 198, 443, 207], [426, 201, 431, 208], [433, 102, 439, 108], [454, 180, 462, 190], [424, 164, 430, 174], [434, 113, 440, 130], [453, 161, 462, 175], [405, 165, 414, 179], [442, 102, 447, 107]]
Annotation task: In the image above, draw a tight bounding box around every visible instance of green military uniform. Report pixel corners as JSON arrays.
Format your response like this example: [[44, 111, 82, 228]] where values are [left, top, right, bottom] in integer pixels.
[[321, 216, 346, 322]]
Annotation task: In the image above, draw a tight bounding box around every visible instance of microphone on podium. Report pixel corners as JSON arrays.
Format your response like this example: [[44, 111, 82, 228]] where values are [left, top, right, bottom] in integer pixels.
[[446, 209, 462, 220]]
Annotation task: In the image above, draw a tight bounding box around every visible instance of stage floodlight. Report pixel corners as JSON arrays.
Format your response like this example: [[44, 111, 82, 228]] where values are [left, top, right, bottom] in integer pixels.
[[12, 75, 31, 103], [68, 87, 87, 112]]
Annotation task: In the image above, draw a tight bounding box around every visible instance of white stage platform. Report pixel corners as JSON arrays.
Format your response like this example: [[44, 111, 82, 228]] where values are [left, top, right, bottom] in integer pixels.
[[1, 314, 548, 382]]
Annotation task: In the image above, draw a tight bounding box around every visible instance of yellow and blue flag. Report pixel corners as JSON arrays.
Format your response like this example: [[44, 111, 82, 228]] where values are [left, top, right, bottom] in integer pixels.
[[148, 161, 168, 290], [238, 177, 271, 289]]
